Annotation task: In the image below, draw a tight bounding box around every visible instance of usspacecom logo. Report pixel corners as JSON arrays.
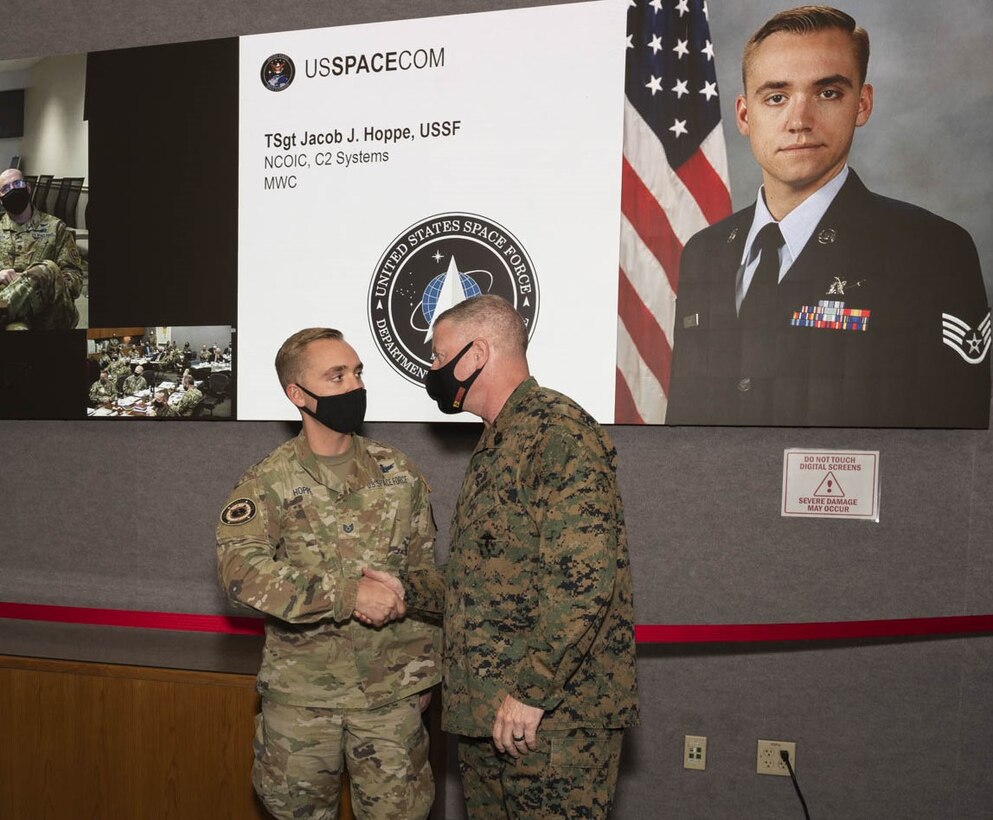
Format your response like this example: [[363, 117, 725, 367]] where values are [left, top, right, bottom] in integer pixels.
[[369, 213, 539, 385], [261, 54, 295, 91]]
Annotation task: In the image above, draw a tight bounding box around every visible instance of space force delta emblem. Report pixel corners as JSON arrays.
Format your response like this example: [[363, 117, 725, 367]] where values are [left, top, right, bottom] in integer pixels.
[[368, 213, 539, 385], [941, 310, 992, 365]]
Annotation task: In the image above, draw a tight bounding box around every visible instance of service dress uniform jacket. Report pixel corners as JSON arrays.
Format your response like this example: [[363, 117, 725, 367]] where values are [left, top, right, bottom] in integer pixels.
[[408, 378, 639, 737], [667, 171, 991, 427], [217, 432, 441, 709]]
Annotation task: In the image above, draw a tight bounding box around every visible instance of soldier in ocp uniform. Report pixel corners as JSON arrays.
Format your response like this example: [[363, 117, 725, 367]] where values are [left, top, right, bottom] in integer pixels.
[[174, 373, 202, 417], [147, 388, 177, 417], [88, 369, 117, 405], [365, 295, 639, 818], [0, 168, 84, 330], [107, 353, 130, 382], [122, 365, 148, 395], [217, 327, 441, 820]]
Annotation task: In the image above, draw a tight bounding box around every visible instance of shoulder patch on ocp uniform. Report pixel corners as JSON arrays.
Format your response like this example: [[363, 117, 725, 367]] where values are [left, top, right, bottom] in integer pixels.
[[220, 498, 257, 526]]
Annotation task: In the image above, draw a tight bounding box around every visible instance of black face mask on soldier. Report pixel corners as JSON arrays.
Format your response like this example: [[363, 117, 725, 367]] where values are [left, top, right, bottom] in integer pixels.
[[1, 187, 31, 216], [425, 341, 484, 415], [295, 384, 367, 433]]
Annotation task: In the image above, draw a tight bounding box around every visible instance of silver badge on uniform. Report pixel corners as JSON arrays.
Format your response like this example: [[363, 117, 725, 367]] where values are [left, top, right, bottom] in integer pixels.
[[827, 277, 847, 295], [817, 228, 837, 244], [826, 277, 867, 296], [727, 228, 738, 243]]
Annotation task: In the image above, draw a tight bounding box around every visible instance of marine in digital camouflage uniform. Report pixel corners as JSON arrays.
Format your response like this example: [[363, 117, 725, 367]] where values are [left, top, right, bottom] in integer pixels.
[[392, 295, 639, 819], [0, 169, 84, 330], [217, 327, 441, 820]]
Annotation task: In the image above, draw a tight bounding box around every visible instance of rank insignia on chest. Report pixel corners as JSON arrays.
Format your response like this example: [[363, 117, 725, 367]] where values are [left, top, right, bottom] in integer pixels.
[[479, 533, 498, 557], [343, 523, 354, 533], [790, 300, 871, 331]]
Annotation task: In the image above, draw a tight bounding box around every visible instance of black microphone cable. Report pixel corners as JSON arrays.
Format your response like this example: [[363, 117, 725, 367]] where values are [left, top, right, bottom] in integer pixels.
[[780, 749, 811, 820]]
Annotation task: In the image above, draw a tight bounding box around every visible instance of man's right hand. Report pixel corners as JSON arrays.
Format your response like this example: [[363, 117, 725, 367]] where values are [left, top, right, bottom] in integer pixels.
[[354, 576, 406, 627], [361, 566, 406, 599], [0, 268, 20, 286]]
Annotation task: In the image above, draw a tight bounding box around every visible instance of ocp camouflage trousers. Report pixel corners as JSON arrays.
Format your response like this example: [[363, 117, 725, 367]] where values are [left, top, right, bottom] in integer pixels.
[[253, 693, 433, 820]]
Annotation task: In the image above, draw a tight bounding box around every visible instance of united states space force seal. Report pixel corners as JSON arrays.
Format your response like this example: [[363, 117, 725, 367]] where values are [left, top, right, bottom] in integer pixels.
[[220, 498, 257, 525], [368, 212, 539, 385]]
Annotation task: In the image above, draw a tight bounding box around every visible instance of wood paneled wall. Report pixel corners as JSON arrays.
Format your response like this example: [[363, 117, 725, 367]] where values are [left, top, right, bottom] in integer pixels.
[[0, 655, 358, 820]]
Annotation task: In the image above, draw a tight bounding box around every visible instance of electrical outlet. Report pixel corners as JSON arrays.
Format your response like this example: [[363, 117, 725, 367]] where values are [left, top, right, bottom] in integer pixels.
[[756, 739, 795, 776], [684, 735, 707, 770]]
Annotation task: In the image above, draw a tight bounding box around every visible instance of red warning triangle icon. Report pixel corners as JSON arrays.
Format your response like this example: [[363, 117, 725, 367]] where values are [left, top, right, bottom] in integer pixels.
[[813, 471, 845, 497]]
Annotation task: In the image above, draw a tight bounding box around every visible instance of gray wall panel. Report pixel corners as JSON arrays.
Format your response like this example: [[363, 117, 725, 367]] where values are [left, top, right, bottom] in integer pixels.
[[618, 638, 993, 819]]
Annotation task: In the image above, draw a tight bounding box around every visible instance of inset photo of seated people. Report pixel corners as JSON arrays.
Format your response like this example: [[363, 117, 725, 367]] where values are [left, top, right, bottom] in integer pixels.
[[85, 325, 233, 419], [0, 55, 89, 330]]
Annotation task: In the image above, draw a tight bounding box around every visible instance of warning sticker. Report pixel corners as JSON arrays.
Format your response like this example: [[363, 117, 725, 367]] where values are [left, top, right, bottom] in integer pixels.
[[781, 450, 880, 521]]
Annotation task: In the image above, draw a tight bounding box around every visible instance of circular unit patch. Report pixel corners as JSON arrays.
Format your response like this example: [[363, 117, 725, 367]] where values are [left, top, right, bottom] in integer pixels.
[[220, 498, 258, 526], [260, 54, 295, 92]]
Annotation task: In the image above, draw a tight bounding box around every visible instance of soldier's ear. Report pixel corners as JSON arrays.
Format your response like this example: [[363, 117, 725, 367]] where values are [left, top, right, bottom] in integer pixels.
[[470, 337, 490, 369], [285, 383, 307, 409], [735, 94, 750, 136], [855, 83, 873, 128]]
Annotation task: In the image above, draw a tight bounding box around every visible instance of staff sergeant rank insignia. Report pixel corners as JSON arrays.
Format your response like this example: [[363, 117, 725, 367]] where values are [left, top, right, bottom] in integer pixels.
[[942, 310, 992, 365], [220, 498, 258, 525]]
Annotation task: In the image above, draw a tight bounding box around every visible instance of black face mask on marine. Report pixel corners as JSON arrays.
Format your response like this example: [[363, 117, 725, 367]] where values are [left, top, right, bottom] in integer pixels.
[[1, 188, 31, 216], [424, 341, 484, 415], [295, 385, 367, 433]]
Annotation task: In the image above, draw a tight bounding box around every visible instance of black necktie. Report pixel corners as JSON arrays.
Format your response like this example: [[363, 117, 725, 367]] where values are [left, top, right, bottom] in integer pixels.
[[739, 222, 784, 325]]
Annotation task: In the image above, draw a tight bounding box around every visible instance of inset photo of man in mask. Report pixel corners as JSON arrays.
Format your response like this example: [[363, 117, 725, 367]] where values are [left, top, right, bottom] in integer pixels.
[[0, 168, 85, 330]]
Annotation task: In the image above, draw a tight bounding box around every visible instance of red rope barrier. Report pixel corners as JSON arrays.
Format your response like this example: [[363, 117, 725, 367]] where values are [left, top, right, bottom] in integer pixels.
[[0, 602, 264, 635], [2, 602, 993, 643]]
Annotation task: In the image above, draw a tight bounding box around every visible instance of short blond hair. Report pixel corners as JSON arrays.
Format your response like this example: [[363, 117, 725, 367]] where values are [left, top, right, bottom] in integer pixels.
[[274, 328, 343, 388], [742, 6, 870, 89], [435, 295, 528, 356]]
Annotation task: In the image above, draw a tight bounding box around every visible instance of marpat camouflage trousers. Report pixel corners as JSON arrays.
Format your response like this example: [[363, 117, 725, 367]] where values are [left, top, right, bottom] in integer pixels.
[[457, 728, 624, 819]]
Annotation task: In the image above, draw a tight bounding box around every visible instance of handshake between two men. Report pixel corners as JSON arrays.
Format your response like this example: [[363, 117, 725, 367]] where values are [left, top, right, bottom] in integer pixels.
[[351, 566, 546, 761], [353, 566, 406, 627]]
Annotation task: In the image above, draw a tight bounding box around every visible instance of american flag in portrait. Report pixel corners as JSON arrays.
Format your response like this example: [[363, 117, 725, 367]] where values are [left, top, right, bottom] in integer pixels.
[[615, 0, 732, 423]]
